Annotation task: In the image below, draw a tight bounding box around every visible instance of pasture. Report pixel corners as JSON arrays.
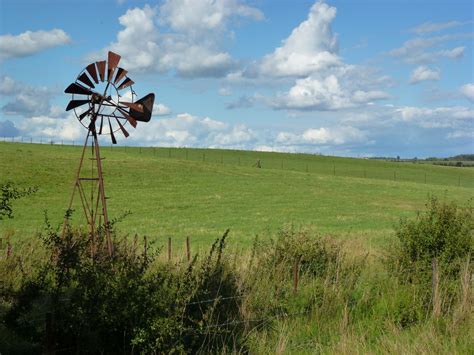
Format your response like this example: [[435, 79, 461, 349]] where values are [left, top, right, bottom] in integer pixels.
[[1, 141, 472, 252]]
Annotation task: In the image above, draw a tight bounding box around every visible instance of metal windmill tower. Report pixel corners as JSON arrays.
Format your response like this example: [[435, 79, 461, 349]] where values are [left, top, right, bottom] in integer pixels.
[[63, 51, 155, 255]]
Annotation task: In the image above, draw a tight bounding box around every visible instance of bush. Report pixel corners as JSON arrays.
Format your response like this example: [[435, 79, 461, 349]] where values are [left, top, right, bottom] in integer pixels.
[[0, 223, 244, 353], [392, 196, 472, 281]]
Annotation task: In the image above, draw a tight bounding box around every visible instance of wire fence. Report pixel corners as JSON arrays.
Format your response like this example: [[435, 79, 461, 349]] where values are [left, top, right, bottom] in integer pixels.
[[1, 136, 472, 188]]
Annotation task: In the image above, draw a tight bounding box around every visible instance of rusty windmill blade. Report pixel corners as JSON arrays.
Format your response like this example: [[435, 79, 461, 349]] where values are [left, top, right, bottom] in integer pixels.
[[79, 107, 94, 121], [77, 72, 95, 89], [119, 101, 144, 112], [99, 116, 104, 134], [117, 106, 137, 128], [108, 117, 117, 144], [107, 51, 121, 82], [65, 82, 93, 95], [114, 114, 130, 137], [66, 99, 90, 111], [86, 63, 99, 84], [96, 60, 106, 82], [114, 68, 127, 85], [130, 93, 155, 122], [117, 77, 134, 90]]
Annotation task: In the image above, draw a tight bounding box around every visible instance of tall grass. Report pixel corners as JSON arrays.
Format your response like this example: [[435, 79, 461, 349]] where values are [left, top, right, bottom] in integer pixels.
[[0, 197, 472, 353]]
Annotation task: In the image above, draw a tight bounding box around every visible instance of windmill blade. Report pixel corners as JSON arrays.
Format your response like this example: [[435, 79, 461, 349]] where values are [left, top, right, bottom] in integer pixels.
[[99, 116, 104, 134], [117, 77, 134, 90], [79, 107, 93, 121], [114, 68, 127, 85], [114, 114, 129, 138], [96, 61, 106, 82], [86, 63, 99, 84], [65, 82, 93, 95], [119, 101, 144, 113], [107, 51, 121, 82], [77, 72, 95, 89], [117, 107, 137, 128], [130, 93, 155, 122], [66, 99, 90, 111], [108, 118, 117, 144]]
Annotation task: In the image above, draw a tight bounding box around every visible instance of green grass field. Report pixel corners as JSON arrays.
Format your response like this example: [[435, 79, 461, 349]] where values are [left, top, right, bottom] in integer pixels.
[[1, 141, 472, 252], [1, 141, 473, 353]]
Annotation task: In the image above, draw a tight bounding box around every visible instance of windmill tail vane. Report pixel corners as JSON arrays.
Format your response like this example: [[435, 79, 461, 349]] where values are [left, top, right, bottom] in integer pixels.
[[62, 51, 155, 256]]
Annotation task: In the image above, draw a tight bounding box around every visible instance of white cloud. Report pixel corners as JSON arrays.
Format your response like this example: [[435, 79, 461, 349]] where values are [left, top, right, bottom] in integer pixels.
[[272, 74, 389, 111], [229, 1, 390, 112], [0, 29, 70, 60], [0, 76, 54, 117], [460, 83, 474, 102], [437, 46, 465, 59], [409, 66, 440, 84], [17, 113, 83, 141], [410, 20, 471, 35], [159, 0, 263, 34], [259, 1, 340, 78], [153, 103, 171, 115], [93, 1, 262, 77], [218, 87, 232, 96], [276, 126, 367, 146], [395, 105, 473, 128], [447, 130, 474, 139], [389, 33, 471, 64]]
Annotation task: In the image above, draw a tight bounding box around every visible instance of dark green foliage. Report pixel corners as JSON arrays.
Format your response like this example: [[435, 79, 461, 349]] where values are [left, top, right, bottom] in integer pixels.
[[392, 196, 473, 281], [0, 182, 37, 219], [0, 223, 243, 353]]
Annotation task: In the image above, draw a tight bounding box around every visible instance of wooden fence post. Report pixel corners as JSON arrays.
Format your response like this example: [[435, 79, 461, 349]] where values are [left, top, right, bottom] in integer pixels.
[[186, 236, 191, 261], [143, 236, 148, 259], [432, 258, 441, 318], [293, 257, 301, 293], [168, 237, 172, 261]]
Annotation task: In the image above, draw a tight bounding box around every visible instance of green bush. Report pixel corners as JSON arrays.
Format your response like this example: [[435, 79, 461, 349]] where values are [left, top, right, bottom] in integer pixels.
[[0, 223, 244, 353], [393, 196, 473, 281]]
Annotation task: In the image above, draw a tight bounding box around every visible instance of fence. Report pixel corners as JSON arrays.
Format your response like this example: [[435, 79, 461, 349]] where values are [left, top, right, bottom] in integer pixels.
[[1, 137, 472, 188]]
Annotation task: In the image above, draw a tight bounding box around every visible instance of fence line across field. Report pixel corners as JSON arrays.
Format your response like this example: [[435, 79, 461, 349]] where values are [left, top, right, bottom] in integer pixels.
[[1, 136, 469, 188]]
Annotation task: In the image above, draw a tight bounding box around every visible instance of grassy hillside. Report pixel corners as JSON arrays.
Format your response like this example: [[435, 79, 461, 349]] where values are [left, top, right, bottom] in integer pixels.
[[1, 141, 472, 250]]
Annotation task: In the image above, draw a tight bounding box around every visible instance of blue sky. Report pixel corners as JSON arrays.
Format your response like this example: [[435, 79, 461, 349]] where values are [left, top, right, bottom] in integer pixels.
[[0, 0, 472, 158]]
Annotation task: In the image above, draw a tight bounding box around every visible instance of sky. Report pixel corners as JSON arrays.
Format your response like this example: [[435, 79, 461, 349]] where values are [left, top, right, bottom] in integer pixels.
[[0, 0, 473, 158]]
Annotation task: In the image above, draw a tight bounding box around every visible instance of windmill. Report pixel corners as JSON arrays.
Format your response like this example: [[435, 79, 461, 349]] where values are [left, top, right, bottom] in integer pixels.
[[63, 51, 155, 255]]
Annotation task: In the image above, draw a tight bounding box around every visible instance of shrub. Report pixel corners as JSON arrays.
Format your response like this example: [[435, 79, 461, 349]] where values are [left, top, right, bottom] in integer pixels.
[[0, 222, 244, 353], [392, 196, 472, 281]]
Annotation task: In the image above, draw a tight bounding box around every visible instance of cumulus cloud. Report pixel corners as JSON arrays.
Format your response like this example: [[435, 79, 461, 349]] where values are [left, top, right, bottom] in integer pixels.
[[460, 83, 474, 102], [0, 29, 70, 60], [92, 1, 263, 77], [409, 66, 440, 84], [272, 73, 389, 111], [276, 126, 366, 145], [131, 112, 257, 148], [159, 0, 263, 34], [153, 103, 171, 115], [259, 1, 340, 78], [16, 113, 83, 141], [227, 1, 390, 112], [394, 105, 473, 128]]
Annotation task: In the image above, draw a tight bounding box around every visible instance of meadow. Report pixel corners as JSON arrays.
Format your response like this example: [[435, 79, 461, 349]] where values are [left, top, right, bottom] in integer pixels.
[[0, 141, 473, 353], [1, 141, 473, 252]]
